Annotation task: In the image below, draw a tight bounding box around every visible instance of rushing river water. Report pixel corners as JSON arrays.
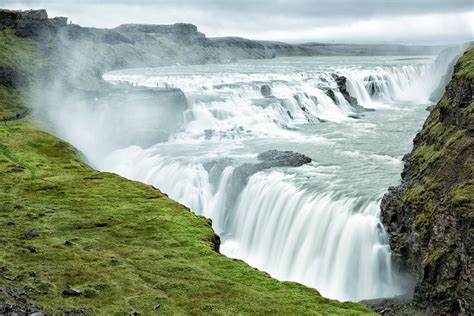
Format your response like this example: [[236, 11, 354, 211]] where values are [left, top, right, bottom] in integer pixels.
[[65, 55, 452, 301]]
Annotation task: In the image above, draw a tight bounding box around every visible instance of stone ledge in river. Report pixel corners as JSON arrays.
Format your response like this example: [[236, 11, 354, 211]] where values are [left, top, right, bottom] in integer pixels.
[[233, 150, 312, 187], [333, 74, 375, 112], [223, 150, 312, 210]]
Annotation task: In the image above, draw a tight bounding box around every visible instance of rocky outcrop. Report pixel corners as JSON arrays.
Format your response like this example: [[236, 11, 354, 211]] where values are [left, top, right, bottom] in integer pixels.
[[0, 9, 66, 41], [260, 84, 272, 97], [333, 74, 374, 112], [232, 150, 311, 189], [0, 65, 20, 88], [380, 48, 473, 314]]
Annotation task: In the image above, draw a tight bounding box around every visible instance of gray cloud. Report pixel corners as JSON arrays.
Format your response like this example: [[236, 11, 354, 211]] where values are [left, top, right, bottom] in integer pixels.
[[1, 0, 473, 43]]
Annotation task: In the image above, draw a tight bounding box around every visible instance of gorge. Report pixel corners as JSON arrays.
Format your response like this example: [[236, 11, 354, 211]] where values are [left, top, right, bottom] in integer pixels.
[[0, 8, 472, 315]]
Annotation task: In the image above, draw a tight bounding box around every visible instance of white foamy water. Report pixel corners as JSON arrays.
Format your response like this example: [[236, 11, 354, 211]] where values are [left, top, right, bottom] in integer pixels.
[[55, 53, 459, 302]]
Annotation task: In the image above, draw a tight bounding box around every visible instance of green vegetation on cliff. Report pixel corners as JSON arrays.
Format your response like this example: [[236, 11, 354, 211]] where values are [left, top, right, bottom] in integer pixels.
[[0, 29, 371, 315], [381, 47, 473, 314]]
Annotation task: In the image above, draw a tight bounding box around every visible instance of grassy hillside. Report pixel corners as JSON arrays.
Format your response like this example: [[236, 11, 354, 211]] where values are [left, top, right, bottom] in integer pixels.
[[0, 29, 371, 314]]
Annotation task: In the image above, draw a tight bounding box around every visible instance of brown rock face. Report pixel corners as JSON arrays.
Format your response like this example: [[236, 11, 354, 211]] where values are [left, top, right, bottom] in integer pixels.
[[380, 48, 473, 315]]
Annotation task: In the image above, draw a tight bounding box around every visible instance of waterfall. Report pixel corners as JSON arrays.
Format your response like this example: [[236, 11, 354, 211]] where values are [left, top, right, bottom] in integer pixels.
[[86, 55, 456, 302]]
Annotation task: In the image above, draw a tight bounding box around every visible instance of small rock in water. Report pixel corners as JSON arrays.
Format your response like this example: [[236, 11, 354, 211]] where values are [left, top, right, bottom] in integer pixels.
[[62, 288, 82, 296], [64, 240, 73, 246], [153, 303, 161, 310], [30, 271, 39, 277], [260, 84, 272, 97], [348, 114, 364, 119], [24, 230, 39, 239], [29, 312, 45, 316], [325, 89, 337, 103]]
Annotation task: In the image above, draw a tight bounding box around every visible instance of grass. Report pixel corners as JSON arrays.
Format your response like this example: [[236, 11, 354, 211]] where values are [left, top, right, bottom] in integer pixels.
[[0, 28, 46, 120], [0, 27, 371, 315], [0, 119, 371, 315], [0, 85, 25, 120], [454, 47, 474, 79]]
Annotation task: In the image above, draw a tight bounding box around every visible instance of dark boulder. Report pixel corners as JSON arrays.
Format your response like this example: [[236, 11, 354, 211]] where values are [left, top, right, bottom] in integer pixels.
[[348, 114, 364, 119], [334, 74, 375, 112], [24, 230, 39, 239], [62, 288, 82, 296], [260, 84, 272, 97], [225, 150, 312, 210], [232, 150, 311, 189], [325, 89, 337, 104]]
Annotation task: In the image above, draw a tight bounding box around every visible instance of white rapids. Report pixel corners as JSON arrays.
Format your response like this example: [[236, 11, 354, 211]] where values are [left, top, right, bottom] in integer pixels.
[[50, 52, 462, 302]]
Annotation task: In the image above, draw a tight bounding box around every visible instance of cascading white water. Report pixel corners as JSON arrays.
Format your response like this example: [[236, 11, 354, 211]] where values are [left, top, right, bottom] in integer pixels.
[[57, 54, 458, 302]]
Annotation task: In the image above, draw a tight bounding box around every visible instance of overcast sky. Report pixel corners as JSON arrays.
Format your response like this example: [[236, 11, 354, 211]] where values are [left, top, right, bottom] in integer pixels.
[[1, 0, 473, 44]]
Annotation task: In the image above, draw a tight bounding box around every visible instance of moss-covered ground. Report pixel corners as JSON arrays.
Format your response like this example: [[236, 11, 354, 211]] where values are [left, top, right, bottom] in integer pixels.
[[0, 28, 371, 315]]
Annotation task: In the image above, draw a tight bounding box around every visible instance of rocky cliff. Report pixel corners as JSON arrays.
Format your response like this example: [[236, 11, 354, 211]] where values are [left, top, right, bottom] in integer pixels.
[[0, 8, 448, 93], [381, 48, 473, 314]]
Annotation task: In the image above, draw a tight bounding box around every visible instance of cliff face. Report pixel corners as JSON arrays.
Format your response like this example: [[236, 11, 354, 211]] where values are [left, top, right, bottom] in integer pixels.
[[0, 8, 448, 93], [381, 48, 473, 314]]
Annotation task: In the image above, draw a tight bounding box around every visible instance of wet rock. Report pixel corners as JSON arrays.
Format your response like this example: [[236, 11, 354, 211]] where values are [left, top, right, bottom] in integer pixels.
[[257, 150, 312, 167], [325, 89, 337, 103], [153, 303, 161, 310], [225, 150, 311, 210], [348, 114, 364, 119], [24, 230, 39, 239], [203, 158, 233, 186], [62, 288, 82, 296], [233, 150, 311, 188], [204, 129, 215, 140], [333, 74, 375, 112], [260, 84, 272, 97], [64, 240, 73, 246]]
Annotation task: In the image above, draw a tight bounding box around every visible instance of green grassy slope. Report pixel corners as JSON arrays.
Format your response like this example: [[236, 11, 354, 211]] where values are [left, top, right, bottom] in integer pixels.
[[0, 29, 371, 314]]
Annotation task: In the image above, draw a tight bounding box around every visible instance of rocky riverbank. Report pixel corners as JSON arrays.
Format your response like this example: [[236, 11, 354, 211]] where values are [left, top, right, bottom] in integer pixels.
[[380, 48, 473, 314]]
